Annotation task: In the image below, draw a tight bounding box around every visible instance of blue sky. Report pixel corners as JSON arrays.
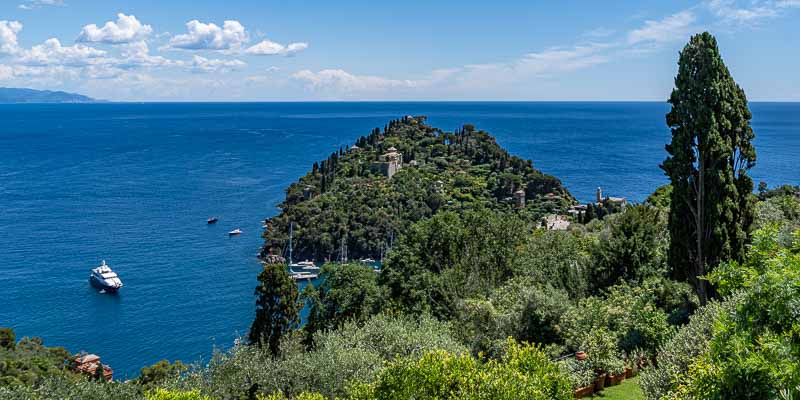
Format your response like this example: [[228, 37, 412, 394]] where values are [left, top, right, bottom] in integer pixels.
[[1, 0, 798, 101]]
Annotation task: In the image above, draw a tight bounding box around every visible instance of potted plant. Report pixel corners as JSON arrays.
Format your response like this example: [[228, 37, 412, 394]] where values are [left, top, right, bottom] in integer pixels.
[[622, 350, 635, 378], [594, 372, 607, 392], [559, 358, 595, 398], [631, 347, 649, 371], [601, 357, 625, 386]]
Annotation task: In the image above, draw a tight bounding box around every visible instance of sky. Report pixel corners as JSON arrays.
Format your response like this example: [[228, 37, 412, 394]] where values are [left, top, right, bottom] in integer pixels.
[[0, 0, 798, 101]]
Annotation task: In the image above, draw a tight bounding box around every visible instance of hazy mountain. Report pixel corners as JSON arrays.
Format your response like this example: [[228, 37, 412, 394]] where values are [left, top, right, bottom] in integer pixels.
[[0, 88, 97, 104]]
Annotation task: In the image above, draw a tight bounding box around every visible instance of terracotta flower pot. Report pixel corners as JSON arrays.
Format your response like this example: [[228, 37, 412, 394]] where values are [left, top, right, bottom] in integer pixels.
[[576, 351, 587, 361], [606, 373, 624, 386], [625, 367, 633, 378], [573, 385, 594, 398], [594, 374, 606, 392]]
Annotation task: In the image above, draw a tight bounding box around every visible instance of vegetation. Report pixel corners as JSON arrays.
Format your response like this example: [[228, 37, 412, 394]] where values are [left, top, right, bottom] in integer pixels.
[[260, 116, 573, 262], [662, 32, 757, 305], [0, 331, 76, 387], [249, 262, 300, 356]]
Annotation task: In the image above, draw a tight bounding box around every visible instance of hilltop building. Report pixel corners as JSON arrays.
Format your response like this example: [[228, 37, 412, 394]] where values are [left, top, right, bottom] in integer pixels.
[[596, 187, 627, 207], [513, 189, 526, 208], [543, 214, 570, 231], [371, 146, 403, 178]]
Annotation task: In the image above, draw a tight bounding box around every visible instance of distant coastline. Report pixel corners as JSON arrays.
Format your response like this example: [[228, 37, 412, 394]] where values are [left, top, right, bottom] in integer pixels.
[[0, 87, 99, 104]]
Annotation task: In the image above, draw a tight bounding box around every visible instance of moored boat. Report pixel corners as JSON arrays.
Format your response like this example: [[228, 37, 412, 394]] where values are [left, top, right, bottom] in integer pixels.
[[89, 260, 123, 293], [290, 260, 318, 270]]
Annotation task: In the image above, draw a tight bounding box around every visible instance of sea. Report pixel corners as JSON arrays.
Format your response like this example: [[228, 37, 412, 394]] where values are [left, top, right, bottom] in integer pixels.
[[0, 102, 797, 378]]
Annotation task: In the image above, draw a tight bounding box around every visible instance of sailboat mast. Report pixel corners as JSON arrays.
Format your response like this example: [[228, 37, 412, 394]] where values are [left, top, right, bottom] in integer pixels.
[[289, 222, 294, 265]]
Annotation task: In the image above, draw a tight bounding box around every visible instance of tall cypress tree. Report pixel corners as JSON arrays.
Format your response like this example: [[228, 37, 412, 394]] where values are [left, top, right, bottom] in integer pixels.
[[248, 262, 300, 356], [662, 32, 756, 305]]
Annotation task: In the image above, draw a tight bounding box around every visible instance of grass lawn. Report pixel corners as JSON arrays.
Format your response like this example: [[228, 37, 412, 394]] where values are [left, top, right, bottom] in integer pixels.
[[589, 376, 644, 399]]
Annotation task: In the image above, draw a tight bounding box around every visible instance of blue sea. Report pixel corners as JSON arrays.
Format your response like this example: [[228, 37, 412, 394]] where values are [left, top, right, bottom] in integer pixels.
[[0, 102, 797, 378]]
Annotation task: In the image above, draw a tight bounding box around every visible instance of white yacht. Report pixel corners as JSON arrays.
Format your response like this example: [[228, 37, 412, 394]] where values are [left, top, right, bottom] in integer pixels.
[[289, 269, 318, 281], [290, 260, 319, 270], [89, 260, 123, 292]]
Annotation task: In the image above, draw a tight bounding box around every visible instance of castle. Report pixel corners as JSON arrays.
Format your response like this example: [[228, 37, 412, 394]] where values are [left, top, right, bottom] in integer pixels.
[[370, 146, 403, 178]]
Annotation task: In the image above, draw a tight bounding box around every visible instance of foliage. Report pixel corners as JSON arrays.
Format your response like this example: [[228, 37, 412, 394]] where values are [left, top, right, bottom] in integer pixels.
[[379, 208, 530, 318], [261, 116, 573, 262], [559, 358, 596, 389], [640, 300, 732, 400], [0, 328, 15, 350], [646, 184, 672, 209], [249, 262, 301, 356], [516, 229, 593, 297], [590, 205, 669, 291], [662, 32, 757, 305], [259, 392, 326, 400], [560, 282, 676, 362], [349, 339, 572, 400], [136, 360, 187, 387], [457, 279, 572, 357], [665, 228, 800, 399], [755, 194, 800, 247], [303, 263, 383, 341], [0, 376, 144, 400], [0, 331, 77, 388], [177, 314, 465, 399], [145, 389, 211, 400]]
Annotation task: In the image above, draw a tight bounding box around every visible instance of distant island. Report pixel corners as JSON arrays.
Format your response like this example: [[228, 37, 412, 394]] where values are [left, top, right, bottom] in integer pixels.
[[0, 87, 97, 104]]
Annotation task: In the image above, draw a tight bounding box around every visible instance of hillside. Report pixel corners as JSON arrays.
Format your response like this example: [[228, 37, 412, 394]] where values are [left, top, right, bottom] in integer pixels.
[[260, 116, 575, 262], [0, 88, 96, 104]]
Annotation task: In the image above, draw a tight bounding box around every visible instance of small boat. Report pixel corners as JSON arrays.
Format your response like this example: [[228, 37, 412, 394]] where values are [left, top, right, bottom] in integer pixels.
[[229, 228, 242, 236], [89, 260, 123, 293], [207, 217, 219, 224], [289, 269, 318, 281], [290, 260, 318, 270], [360, 258, 376, 263]]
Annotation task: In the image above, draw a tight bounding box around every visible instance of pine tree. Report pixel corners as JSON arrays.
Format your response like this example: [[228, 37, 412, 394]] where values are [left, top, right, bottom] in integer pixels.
[[248, 262, 300, 356], [661, 32, 756, 305]]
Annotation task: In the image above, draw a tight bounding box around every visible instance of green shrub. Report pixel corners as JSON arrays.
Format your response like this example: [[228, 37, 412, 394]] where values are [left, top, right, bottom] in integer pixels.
[[639, 300, 732, 400], [0, 376, 144, 400], [176, 313, 465, 399], [457, 279, 572, 357], [303, 262, 384, 340], [350, 340, 572, 400], [558, 358, 595, 389], [146, 389, 210, 400], [660, 228, 800, 399]]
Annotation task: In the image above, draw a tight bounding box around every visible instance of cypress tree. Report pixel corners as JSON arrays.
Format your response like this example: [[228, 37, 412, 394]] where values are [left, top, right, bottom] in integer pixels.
[[661, 32, 756, 305], [248, 262, 300, 356], [94, 363, 106, 381]]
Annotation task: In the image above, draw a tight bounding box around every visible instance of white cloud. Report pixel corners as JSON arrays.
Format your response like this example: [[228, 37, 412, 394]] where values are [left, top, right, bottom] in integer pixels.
[[18, 0, 64, 10], [628, 10, 696, 45], [292, 69, 417, 93], [0, 21, 23, 55], [17, 38, 108, 67], [190, 55, 246, 73], [168, 20, 248, 50], [704, 0, 800, 26], [708, 0, 778, 23], [77, 13, 153, 44], [246, 39, 308, 56], [117, 41, 178, 69]]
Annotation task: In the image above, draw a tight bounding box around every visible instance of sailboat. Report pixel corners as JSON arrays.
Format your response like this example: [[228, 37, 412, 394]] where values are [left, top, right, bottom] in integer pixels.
[[287, 222, 318, 281]]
